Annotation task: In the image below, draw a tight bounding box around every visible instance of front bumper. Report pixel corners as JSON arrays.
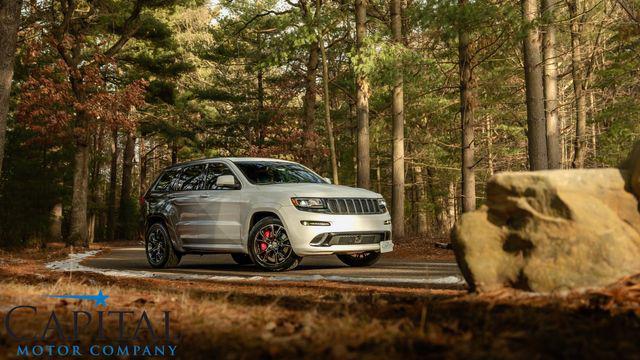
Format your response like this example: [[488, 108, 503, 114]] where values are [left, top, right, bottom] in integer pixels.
[[279, 205, 393, 256]]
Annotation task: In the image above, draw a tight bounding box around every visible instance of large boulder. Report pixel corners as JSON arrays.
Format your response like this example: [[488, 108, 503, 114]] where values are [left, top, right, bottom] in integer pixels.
[[452, 168, 640, 292]]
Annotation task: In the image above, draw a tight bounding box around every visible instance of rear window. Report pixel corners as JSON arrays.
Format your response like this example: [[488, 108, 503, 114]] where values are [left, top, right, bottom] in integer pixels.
[[153, 169, 179, 192]]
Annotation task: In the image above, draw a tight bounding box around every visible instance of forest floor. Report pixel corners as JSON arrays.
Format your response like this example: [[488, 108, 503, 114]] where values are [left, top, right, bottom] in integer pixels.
[[1, 247, 640, 359], [388, 235, 455, 261]]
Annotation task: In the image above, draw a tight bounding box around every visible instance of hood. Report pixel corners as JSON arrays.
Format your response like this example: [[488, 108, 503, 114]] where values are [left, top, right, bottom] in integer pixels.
[[256, 183, 382, 198]]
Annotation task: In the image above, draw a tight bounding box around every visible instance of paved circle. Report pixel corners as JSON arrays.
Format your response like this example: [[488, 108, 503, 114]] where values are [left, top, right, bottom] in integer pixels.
[[81, 247, 464, 288]]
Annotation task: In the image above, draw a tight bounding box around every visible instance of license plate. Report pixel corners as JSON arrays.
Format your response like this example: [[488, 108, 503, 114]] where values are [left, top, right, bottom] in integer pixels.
[[379, 240, 394, 253]]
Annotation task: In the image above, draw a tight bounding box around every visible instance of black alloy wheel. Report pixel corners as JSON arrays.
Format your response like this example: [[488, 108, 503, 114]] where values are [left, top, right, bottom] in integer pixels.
[[146, 223, 181, 268], [248, 217, 301, 271]]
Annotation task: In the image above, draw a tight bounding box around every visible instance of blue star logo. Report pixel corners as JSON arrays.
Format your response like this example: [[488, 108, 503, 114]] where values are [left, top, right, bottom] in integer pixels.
[[47, 290, 109, 307]]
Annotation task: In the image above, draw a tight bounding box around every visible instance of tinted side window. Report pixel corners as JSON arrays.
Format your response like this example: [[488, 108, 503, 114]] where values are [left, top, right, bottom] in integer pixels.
[[233, 161, 324, 184], [153, 169, 179, 192], [204, 163, 235, 190], [173, 164, 207, 191]]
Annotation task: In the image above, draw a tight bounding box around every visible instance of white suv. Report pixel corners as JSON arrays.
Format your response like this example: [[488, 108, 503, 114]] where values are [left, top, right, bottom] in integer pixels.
[[142, 158, 393, 271]]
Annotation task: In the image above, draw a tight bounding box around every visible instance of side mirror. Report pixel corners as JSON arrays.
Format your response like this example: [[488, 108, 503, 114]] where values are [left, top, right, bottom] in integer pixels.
[[216, 175, 240, 189], [323, 177, 332, 184]]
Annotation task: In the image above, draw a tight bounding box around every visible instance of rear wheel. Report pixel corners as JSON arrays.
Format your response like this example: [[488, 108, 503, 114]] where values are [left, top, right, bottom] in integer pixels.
[[231, 253, 253, 265], [336, 252, 381, 267], [248, 217, 301, 271], [146, 223, 181, 268]]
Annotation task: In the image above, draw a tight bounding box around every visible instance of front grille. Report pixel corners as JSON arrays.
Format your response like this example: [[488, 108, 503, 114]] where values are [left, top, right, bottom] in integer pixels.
[[325, 198, 383, 215], [329, 234, 382, 245], [310, 231, 391, 247]]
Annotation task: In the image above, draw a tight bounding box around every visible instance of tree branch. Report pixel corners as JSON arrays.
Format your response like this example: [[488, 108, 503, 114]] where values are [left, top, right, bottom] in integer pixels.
[[103, 0, 143, 57], [616, 0, 640, 24], [233, 9, 294, 35]]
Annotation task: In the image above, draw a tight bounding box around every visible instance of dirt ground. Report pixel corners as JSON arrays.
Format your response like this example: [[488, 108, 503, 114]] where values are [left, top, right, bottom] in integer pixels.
[[388, 235, 455, 261], [1, 247, 639, 359]]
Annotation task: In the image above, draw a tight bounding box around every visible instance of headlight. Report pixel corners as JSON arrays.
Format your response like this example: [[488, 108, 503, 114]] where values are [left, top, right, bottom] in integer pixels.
[[377, 198, 387, 211], [291, 197, 326, 209]]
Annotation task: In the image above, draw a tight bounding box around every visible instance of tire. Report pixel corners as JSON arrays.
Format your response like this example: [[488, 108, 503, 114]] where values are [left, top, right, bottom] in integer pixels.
[[146, 223, 181, 268], [336, 252, 381, 267], [248, 217, 301, 271], [231, 253, 253, 265]]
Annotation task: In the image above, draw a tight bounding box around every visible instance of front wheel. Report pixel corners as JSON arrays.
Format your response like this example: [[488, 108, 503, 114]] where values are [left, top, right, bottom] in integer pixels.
[[248, 217, 301, 271], [337, 252, 381, 267], [146, 223, 181, 268]]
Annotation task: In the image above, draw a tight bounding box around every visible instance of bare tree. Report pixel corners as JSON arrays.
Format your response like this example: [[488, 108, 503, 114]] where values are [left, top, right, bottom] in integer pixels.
[[413, 165, 428, 234], [355, 0, 370, 189], [106, 130, 119, 241], [458, 0, 476, 213], [117, 133, 136, 240], [521, 0, 549, 170], [319, 38, 339, 184], [567, 0, 587, 168], [300, 0, 320, 165], [0, 0, 21, 178], [391, 0, 405, 238], [543, 0, 562, 169]]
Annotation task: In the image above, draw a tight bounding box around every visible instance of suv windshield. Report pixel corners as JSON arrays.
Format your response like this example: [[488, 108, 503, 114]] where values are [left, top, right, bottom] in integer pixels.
[[233, 161, 325, 185]]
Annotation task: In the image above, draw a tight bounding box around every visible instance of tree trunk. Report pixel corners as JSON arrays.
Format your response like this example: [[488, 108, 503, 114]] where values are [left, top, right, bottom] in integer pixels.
[[591, 123, 597, 160], [568, 0, 587, 168], [560, 84, 567, 167], [458, 0, 477, 213], [106, 129, 119, 241], [376, 154, 382, 194], [0, 0, 21, 178], [349, 100, 358, 186], [319, 38, 339, 184], [542, 0, 562, 169], [88, 126, 105, 243], [139, 136, 147, 194], [117, 132, 135, 240], [487, 117, 495, 175], [414, 165, 428, 235], [590, 92, 597, 160], [521, 0, 548, 170], [87, 213, 96, 245], [171, 141, 178, 165], [257, 66, 265, 146], [69, 140, 90, 246], [302, 40, 320, 164], [426, 167, 444, 234], [50, 203, 63, 242], [446, 181, 456, 231], [391, 0, 405, 238], [355, 0, 370, 189], [256, 32, 266, 147]]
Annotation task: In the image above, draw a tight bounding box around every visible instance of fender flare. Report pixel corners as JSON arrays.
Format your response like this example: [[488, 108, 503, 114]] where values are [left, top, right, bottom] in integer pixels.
[[145, 214, 184, 253], [243, 206, 288, 250]]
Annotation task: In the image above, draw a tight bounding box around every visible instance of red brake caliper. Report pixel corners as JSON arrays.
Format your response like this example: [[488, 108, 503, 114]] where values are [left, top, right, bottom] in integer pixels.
[[260, 230, 271, 251]]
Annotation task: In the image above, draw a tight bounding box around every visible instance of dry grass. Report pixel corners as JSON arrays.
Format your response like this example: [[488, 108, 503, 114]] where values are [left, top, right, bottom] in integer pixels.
[[0, 273, 455, 359], [1, 247, 640, 358]]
